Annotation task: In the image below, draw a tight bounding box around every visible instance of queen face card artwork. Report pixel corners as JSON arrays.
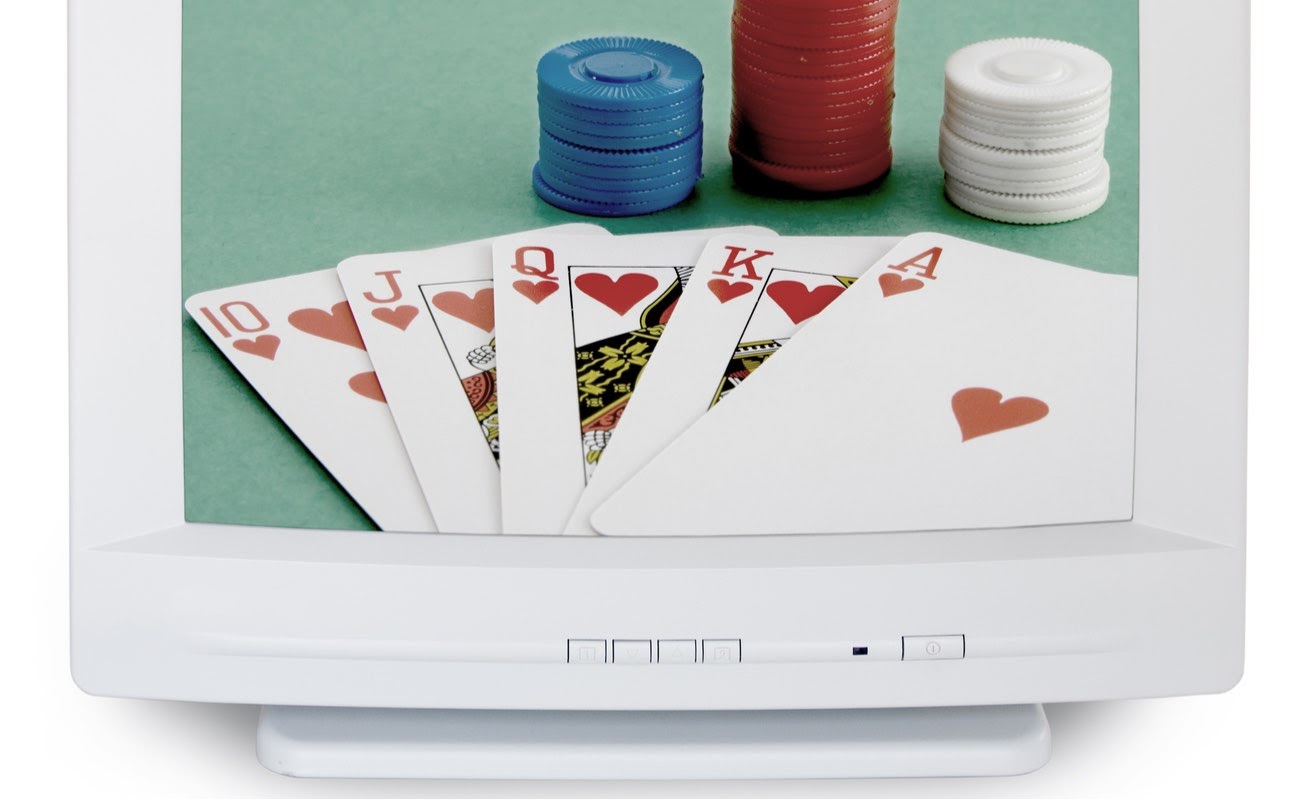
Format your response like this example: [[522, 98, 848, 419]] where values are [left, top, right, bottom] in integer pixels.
[[490, 227, 774, 535], [591, 233, 1140, 537]]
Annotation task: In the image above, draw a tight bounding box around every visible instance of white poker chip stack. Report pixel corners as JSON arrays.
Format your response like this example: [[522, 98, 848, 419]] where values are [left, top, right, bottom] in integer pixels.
[[939, 38, 1113, 225]]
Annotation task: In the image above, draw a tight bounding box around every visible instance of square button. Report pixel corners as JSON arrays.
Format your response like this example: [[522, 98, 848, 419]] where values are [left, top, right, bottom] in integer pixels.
[[567, 639, 606, 664], [613, 640, 652, 664], [902, 635, 965, 661], [702, 639, 741, 664], [656, 640, 697, 664]]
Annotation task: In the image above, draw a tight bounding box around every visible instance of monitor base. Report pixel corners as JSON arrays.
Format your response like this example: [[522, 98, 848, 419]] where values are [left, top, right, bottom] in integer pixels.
[[256, 704, 1050, 779]]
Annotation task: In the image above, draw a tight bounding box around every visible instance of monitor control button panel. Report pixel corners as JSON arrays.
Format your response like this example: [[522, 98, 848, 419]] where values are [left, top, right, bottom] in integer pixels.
[[566, 636, 967, 664], [902, 635, 966, 661], [566, 639, 735, 664]]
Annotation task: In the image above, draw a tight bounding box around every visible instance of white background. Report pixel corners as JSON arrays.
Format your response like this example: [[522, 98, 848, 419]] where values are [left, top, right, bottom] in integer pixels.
[[3, 2, 1294, 797]]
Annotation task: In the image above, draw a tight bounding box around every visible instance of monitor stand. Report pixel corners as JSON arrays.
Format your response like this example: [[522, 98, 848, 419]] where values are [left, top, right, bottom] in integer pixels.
[[256, 704, 1050, 779]]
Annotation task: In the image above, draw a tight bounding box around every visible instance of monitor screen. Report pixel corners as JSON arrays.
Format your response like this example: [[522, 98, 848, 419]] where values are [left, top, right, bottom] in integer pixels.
[[180, 0, 1139, 535]]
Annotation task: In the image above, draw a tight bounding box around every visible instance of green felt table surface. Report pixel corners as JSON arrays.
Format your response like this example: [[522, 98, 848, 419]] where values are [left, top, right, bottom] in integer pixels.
[[182, 0, 1138, 531]]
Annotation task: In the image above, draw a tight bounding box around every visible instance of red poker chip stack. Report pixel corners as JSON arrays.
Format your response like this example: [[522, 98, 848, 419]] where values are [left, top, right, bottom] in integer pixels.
[[730, 0, 899, 194]]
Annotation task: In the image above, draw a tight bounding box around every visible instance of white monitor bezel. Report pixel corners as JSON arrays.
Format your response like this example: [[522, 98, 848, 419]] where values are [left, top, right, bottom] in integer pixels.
[[70, 0, 1246, 710]]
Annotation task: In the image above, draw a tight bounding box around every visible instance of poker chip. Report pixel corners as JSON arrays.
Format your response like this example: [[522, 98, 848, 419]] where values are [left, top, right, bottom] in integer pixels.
[[537, 37, 704, 111], [541, 116, 701, 151], [537, 96, 703, 137], [942, 110, 1110, 151], [938, 38, 1113, 224], [731, 143, 894, 194], [945, 38, 1112, 111], [532, 165, 697, 218], [940, 141, 1104, 185], [944, 88, 1110, 124], [539, 129, 702, 169], [537, 160, 699, 198], [943, 101, 1110, 140], [939, 155, 1105, 196], [539, 142, 700, 182], [730, 0, 900, 195], [533, 37, 704, 216], [938, 124, 1105, 170], [943, 163, 1111, 225]]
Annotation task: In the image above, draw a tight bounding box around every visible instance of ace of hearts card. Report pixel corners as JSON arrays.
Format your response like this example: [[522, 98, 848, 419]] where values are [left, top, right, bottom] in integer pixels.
[[491, 226, 773, 535], [591, 232, 1139, 537]]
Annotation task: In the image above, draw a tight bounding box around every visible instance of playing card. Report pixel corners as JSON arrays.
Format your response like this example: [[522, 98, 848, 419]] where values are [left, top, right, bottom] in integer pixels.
[[337, 224, 608, 534], [591, 232, 1139, 536], [565, 235, 900, 536], [185, 270, 436, 532], [492, 226, 775, 535]]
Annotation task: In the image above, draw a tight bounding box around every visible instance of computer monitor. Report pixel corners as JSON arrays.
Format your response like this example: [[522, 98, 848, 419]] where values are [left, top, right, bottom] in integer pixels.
[[69, 0, 1246, 779]]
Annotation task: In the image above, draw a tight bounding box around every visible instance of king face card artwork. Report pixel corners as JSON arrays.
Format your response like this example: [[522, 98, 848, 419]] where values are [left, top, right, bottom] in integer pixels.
[[336, 224, 607, 534], [591, 232, 1139, 537], [185, 270, 436, 533], [565, 235, 899, 535], [491, 227, 774, 535]]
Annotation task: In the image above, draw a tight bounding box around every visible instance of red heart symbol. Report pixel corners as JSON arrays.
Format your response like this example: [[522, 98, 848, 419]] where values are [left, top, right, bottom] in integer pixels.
[[372, 304, 419, 331], [431, 288, 495, 332], [348, 371, 387, 403], [951, 388, 1050, 442], [575, 272, 659, 316], [708, 279, 755, 304], [513, 280, 558, 304], [765, 280, 846, 325], [288, 301, 366, 350], [232, 334, 280, 361], [879, 273, 925, 298]]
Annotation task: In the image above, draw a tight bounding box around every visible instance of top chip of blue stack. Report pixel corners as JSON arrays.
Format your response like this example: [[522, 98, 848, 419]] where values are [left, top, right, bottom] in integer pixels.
[[537, 36, 704, 113], [534, 36, 706, 217]]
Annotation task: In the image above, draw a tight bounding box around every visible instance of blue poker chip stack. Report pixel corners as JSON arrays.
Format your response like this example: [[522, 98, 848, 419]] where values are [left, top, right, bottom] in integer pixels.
[[534, 37, 704, 217]]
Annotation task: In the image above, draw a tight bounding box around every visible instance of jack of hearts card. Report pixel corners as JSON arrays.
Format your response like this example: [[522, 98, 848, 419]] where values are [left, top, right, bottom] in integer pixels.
[[337, 224, 606, 533]]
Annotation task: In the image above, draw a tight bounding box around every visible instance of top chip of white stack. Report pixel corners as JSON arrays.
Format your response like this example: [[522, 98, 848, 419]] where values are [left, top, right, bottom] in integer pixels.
[[945, 38, 1111, 111]]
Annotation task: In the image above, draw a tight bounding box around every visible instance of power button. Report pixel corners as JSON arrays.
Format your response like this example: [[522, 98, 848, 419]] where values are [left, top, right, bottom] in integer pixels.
[[902, 635, 965, 661]]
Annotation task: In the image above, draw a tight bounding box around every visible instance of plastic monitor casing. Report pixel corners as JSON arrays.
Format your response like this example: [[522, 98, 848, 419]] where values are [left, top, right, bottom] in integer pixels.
[[70, 0, 1246, 711]]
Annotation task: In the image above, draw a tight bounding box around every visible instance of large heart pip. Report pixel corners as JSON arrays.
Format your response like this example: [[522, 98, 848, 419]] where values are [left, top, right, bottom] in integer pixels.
[[951, 387, 1050, 442], [288, 301, 367, 350], [431, 288, 495, 332], [575, 272, 660, 316], [766, 280, 846, 325], [348, 371, 387, 403]]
